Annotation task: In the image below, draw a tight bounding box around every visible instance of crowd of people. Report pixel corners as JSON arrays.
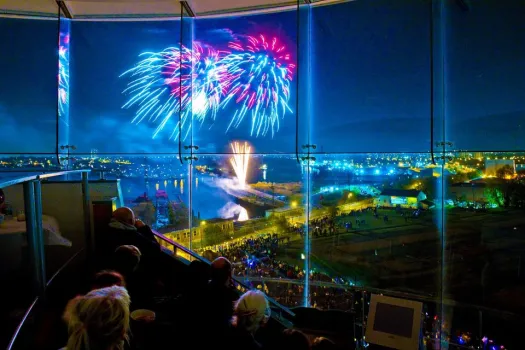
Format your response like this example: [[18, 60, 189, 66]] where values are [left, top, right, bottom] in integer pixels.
[[206, 234, 356, 310], [60, 207, 340, 350]]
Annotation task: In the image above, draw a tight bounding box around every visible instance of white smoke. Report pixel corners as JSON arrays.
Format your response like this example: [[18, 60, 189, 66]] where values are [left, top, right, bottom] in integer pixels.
[[218, 201, 249, 222]]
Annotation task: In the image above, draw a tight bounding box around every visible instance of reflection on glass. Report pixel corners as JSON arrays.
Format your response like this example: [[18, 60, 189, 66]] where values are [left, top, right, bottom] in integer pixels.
[[444, 151, 525, 348], [1, 1, 524, 348], [0, 18, 58, 153], [445, 0, 525, 151], [70, 21, 182, 153], [311, 0, 431, 153], [155, 151, 307, 308]]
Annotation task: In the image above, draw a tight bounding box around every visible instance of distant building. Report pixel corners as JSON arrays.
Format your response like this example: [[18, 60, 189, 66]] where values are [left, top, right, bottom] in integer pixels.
[[448, 182, 488, 204], [485, 159, 515, 176], [265, 206, 303, 218], [473, 152, 484, 159], [516, 164, 525, 171], [375, 189, 427, 209], [161, 218, 234, 243]]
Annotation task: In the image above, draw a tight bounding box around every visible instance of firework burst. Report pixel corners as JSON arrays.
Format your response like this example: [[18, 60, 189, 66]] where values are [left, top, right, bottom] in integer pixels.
[[220, 35, 295, 137], [121, 43, 230, 141], [58, 33, 69, 117]]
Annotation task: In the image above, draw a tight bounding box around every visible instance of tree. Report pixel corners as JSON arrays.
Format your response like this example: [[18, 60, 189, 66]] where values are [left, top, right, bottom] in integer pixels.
[[484, 187, 504, 207], [327, 205, 338, 219], [508, 180, 525, 209], [167, 203, 176, 225], [143, 203, 156, 226], [496, 165, 514, 179], [268, 214, 289, 234], [167, 202, 189, 228], [202, 224, 225, 246]]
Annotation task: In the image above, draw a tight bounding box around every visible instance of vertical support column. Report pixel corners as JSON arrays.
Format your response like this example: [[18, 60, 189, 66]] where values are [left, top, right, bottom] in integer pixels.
[[431, 0, 451, 341], [297, 0, 312, 308], [24, 181, 46, 295], [57, 13, 71, 169], [82, 172, 93, 260], [181, 4, 194, 251]]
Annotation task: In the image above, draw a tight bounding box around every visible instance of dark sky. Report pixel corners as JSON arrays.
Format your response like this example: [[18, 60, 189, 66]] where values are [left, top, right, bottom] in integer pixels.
[[0, 0, 524, 155]]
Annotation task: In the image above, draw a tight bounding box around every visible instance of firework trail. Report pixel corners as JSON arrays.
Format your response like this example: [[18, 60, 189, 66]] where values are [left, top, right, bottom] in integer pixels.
[[121, 43, 229, 141], [220, 35, 295, 137], [230, 141, 251, 189], [58, 33, 69, 117]]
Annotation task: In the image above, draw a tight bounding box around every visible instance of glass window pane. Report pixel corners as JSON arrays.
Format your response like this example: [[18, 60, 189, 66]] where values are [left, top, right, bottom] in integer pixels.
[[189, 152, 308, 308], [70, 153, 190, 247], [192, 10, 298, 154], [311, 1, 431, 153], [69, 17, 181, 154], [0, 17, 58, 154], [443, 1, 525, 348], [443, 151, 525, 350], [309, 153, 444, 345], [445, 0, 525, 151]]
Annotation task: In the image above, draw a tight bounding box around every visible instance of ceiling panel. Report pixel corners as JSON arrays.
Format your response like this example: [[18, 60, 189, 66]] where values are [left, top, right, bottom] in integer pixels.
[[65, 0, 181, 18], [0, 0, 57, 17], [0, 0, 348, 19], [190, 0, 296, 16]]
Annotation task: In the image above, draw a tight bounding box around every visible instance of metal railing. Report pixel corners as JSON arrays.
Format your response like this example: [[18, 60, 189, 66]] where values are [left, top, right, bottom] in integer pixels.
[[0, 170, 92, 295], [2, 170, 92, 350], [150, 230, 296, 323]]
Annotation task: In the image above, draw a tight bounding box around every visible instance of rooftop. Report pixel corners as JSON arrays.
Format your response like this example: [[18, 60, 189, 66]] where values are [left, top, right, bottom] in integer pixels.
[[379, 189, 422, 197]]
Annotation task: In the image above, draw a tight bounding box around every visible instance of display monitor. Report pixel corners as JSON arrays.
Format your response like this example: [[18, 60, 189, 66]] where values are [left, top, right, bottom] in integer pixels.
[[365, 294, 422, 350]]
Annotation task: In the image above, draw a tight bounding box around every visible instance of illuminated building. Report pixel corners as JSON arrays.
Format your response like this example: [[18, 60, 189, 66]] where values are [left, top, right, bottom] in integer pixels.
[[485, 159, 516, 176], [375, 189, 427, 209]]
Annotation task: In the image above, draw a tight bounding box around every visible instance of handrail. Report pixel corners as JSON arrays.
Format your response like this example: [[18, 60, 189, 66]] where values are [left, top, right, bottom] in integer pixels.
[[0, 175, 39, 189], [239, 277, 519, 319], [46, 248, 85, 288], [0, 170, 91, 189], [153, 229, 520, 320], [151, 230, 296, 318], [6, 297, 40, 350], [7, 248, 86, 350], [37, 169, 90, 180]]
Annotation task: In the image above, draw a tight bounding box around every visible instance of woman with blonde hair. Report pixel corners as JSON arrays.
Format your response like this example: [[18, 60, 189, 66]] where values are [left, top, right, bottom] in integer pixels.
[[229, 290, 271, 350], [62, 286, 130, 350]]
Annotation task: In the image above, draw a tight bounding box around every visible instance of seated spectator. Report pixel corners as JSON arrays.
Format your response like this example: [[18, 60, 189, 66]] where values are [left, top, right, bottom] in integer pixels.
[[312, 337, 336, 350], [91, 270, 125, 290], [101, 207, 161, 263], [111, 245, 141, 278], [205, 257, 238, 330], [229, 290, 271, 350], [278, 329, 311, 350], [61, 286, 130, 350]]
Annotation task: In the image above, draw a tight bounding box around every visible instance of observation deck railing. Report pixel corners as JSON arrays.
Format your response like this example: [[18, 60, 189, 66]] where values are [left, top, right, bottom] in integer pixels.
[[150, 230, 295, 325], [1, 170, 92, 350]]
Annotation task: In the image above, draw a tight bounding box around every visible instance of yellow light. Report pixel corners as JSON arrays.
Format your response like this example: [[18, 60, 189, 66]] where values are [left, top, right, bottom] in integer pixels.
[[291, 201, 297, 208], [348, 193, 353, 198], [201, 220, 206, 226]]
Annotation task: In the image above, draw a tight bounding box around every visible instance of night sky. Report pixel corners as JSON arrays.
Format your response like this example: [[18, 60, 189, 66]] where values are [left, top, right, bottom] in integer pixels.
[[0, 0, 524, 155]]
